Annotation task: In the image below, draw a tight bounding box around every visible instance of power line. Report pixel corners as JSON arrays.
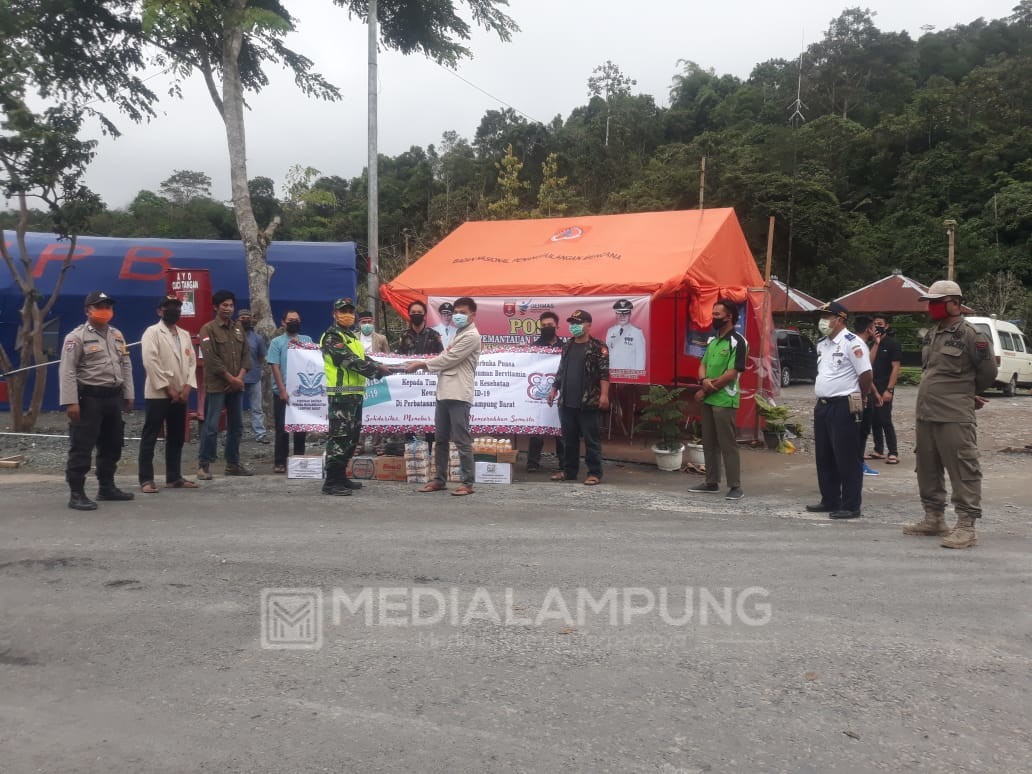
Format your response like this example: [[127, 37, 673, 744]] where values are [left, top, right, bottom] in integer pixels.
[[435, 64, 545, 125]]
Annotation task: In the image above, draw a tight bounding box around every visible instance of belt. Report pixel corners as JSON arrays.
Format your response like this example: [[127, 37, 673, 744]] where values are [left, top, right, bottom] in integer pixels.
[[78, 383, 122, 398], [816, 396, 849, 405]]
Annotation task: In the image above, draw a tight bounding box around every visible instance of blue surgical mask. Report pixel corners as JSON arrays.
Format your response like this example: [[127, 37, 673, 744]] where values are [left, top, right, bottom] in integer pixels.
[[569, 323, 584, 337], [360, 323, 374, 335], [452, 313, 469, 329]]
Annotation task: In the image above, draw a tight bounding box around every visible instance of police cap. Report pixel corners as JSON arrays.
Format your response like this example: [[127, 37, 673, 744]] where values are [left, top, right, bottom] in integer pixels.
[[817, 301, 849, 320], [613, 299, 633, 312], [438, 302, 455, 314], [84, 291, 115, 306]]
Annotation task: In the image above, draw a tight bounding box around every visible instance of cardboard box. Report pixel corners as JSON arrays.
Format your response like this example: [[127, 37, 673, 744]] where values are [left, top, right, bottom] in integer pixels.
[[374, 456, 407, 481], [348, 455, 376, 480], [475, 461, 512, 485], [288, 455, 325, 480], [496, 450, 518, 464]]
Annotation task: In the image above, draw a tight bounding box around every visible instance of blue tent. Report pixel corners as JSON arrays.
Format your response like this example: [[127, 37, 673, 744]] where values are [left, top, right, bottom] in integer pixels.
[[1, 233, 357, 410]]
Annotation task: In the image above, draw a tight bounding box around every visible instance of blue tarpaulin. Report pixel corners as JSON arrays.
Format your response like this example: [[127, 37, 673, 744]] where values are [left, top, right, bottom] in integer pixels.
[[1, 233, 357, 410]]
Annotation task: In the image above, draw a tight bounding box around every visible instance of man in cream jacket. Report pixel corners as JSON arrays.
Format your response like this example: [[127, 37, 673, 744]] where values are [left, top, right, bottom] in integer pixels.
[[138, 295, 199, 492], [403, 296, 482, 496]]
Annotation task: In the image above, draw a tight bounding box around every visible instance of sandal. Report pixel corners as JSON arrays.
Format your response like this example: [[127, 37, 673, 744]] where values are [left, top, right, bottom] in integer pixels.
[[273, 465, 286, 474], [584, 476, 601, 486], [886, 454, 899, 464], [451, 484, 475, 496], [864, 452, 886, 460], [551, 472, 570, 481], [418, 481, 447, 492], [166, 479, 198, 489], [140, 481, 159, 494]]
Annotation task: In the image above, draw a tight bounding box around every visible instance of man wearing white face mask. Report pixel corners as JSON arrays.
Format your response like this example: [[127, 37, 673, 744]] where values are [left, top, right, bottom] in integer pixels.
[[806, 301, 874, 520]]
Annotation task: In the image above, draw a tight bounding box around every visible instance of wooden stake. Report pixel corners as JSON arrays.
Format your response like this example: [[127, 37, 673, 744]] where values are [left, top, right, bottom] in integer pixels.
[[764, 215, 775, 284]]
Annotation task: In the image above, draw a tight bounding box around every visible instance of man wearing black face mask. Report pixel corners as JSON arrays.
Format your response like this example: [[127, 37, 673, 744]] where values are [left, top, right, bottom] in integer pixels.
[[689, 300, 747, 500], [138, 295, 198, 493], [526, 311, 565, 472], [268, 310, 313, 473], [396, 301, 443, 356]]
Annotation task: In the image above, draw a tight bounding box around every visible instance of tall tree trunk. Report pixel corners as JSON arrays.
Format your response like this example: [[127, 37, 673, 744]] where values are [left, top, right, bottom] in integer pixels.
[[220, 10, 279, 341]]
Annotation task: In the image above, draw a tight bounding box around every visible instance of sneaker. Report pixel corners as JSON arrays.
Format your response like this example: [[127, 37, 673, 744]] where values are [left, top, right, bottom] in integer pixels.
[[225, 462, 255, 477], [688, 483, 720, 493], [725, 487, 745, 500], [255, 435, 270, 445], [197, 463, 213, 481], [862, 463, 880, 477]]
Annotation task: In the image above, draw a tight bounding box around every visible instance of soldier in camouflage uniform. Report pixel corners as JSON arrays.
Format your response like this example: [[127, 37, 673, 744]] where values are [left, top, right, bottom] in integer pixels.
[[905, 280, 998, 549], [320, 298, 390, 496]]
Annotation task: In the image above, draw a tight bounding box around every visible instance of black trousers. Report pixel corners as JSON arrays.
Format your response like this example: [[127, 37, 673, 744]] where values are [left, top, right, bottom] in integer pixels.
[[138, 398, 187, 484], [66, 390, 124, 490], [813, 398, 863, 511], [527, 434, 565, 467], [273, 394, 307, 467], [559, 405, 603, 479], [871, 399, 898, 455], [858, 395, 874, 461]]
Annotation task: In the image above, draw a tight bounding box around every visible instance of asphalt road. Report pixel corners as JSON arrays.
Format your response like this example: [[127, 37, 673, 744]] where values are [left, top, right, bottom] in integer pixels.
[[2, 459, 1030, 773]]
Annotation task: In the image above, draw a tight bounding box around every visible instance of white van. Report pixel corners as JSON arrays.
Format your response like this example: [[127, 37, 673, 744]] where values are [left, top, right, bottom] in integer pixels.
[[965, 316, 1032, 396]]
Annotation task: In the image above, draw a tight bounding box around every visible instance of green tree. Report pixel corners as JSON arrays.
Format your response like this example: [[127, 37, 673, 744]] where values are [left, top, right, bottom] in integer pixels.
[[1, 0, 156, 431], [487, 144, 529, 219], [533, 152, 574, 218], [142, 0, 518, 338]]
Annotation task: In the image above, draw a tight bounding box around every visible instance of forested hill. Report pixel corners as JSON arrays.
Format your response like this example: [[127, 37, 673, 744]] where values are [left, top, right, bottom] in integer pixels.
[[11, 6, 1032, 304]]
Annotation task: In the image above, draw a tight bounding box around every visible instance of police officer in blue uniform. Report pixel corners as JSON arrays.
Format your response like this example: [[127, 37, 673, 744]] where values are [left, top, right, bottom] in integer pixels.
[[806, 301, 874, 519]]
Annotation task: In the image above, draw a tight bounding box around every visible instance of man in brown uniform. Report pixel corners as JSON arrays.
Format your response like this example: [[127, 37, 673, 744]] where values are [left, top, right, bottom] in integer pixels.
[[59, 290, 135, 510], [905, 280, 997, 549]]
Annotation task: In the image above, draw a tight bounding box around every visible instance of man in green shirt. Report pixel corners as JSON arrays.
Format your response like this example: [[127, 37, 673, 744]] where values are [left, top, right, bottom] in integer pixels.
[[690, 299, 748, 500]]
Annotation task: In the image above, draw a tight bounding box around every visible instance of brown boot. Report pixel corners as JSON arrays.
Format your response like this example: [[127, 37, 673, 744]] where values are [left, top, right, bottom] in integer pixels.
[[903, 508, 950, 537], [941, 514, 977, 549]]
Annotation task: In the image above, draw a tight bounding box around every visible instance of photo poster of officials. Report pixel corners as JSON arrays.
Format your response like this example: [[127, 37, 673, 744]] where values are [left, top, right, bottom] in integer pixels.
[[427, 295, 651, 384], [282, 343, 563, 434], [684, 300, 748, 358]]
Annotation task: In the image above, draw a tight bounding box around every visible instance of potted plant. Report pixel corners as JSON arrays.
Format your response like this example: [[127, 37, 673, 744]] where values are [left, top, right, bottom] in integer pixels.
[[683, 417, 705, 466], [634, 385, 691, 471], [754, 395, 792, 451]]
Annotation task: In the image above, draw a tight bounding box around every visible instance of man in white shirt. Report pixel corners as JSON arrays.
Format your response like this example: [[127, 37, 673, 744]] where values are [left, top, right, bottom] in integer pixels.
[[806, 301, 874, 520], [605, 298, 646, 374], [432, 301, 457, 349], [138, 294, 198, 492]]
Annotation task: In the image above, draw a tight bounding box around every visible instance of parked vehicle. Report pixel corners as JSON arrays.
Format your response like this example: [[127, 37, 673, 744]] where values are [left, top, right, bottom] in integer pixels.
[[775, 328, 818, 387], [965, 316, 1032, 396]]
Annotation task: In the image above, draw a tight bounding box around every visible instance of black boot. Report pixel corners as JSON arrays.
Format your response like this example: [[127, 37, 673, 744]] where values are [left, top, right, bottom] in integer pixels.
[[69, 491, 98, 511], [322, 463, 351, 496], [97, 483, 135, 501], [341, 476, 363, 490]]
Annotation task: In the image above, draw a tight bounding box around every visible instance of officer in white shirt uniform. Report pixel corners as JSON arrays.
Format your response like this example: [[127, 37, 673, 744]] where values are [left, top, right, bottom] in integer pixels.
[[806, 301, 874, 520], [433, 301, 457, 349], [605, 299, 646, 373]]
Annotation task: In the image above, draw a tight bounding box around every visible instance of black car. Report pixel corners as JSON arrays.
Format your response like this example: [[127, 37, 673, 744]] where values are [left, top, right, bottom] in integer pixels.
[[775, 329, 818, 386]]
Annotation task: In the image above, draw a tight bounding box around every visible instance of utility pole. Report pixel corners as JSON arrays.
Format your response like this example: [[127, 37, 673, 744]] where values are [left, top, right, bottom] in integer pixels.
[[764, 215, 775, 283], [944, 219, 957, 281], [367, 0, 379, 318], [698, 156, 706, 210]]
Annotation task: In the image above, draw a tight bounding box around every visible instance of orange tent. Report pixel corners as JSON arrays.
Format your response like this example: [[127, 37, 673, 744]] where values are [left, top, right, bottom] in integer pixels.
[[384, 208, 762, 318], [383, 209, 774, 431]]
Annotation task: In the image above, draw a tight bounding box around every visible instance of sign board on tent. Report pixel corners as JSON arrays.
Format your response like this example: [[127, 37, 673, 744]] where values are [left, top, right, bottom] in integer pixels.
[[427, 295, 651, 384], [165, 268, 211, 338]]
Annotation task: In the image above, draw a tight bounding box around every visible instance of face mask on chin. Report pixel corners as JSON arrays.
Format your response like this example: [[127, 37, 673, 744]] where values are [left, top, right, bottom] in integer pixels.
[[89, 308, 114, 326], [928, 301, 950, 321], [817, 318, 833, 337], [162, 309, 181, 325]]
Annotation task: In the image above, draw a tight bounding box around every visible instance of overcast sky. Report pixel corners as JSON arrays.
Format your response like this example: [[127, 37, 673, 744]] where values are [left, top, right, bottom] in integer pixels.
[[78, 0, 1019, 208]]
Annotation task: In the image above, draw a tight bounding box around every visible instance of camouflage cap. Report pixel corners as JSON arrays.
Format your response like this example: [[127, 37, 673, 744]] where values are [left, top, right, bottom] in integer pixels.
[[333, 297, 355, 310]]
